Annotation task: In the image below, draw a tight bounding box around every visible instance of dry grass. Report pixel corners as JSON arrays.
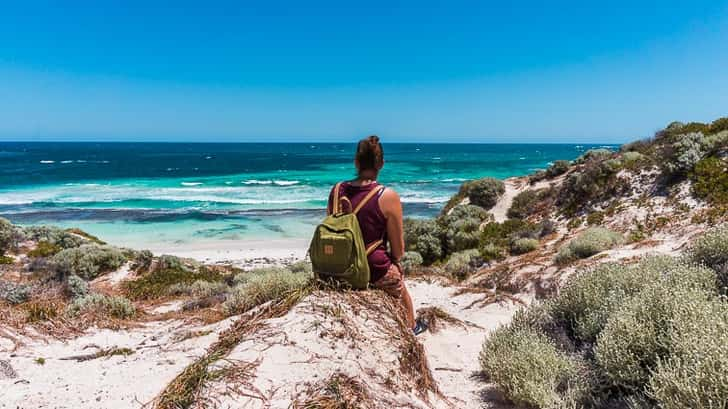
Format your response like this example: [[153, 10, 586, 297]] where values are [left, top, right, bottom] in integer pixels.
[[292, 371, 374, 409], [455, 266, 527, 309], [416, 306, 468, 333], [153, 284, 313, 409]]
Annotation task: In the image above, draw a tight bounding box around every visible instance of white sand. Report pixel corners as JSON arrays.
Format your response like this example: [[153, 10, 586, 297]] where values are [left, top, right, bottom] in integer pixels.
[[142, 238, 309, 267]]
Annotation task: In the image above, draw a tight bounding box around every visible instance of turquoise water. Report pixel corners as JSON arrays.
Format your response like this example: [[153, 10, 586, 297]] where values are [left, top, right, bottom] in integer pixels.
[[0, 142, 611, 248]]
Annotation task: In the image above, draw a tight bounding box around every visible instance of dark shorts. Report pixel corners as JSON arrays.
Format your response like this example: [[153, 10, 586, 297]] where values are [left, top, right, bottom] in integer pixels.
[[371, 263, 404, 297]]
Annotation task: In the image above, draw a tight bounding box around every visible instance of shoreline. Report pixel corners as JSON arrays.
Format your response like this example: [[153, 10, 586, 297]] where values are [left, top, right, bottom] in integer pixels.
[[139, 237, 310, 267]]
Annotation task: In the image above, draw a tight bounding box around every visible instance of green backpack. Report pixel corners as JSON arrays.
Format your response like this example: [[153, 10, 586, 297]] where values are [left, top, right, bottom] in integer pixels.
[[309, 182, 385, 289]]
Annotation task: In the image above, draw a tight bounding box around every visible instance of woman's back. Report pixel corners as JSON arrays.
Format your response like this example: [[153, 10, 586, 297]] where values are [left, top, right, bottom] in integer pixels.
[[328, 181, 392, 283]]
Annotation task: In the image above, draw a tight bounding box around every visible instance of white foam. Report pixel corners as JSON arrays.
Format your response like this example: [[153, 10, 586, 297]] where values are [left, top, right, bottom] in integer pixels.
[[40, 160, 55, 164], [61, 160, 74, 164], [273, 180, 300, 186], [181, 182, 203, 187]]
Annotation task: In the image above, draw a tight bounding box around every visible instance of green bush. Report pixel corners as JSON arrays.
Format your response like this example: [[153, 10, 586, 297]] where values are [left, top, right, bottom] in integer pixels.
[[576, 149, 614, 164], [67, 293, 136, 319], [289, 260, 313, 275], [480, 243, 505, 262], [480, 326, 580, 408], [439, 205, 489, 254], [585, 211, 605, 226], [619, 151, 646, 168], [709, 116, 728, 134], [167, 280, 229, 298], [687, 223, 728, 291], [0, 218, 25, 256], [511, 238, 539, 255], [662, 132, 706, 177], [222, 268, 310, 316], [546, 160, 571, 177], [557, 158, 628, 215], [0, 280, 31, 304], [464, 177, 505, 209], [691, 156, 728, 205], [66, 274, 89, 299], [444, 249, 481, 279], [23, 225, 84, 249], [507, 190, 539, 219], [27, 241, 62, 258], [555, 228, 623, 264], [648, 297, 728, 408], [595, 283, 714, 392], [157, 254, 186, 271], [400, 251, 423, 274], [133, 249, 154, 271], [403, 218, 443, 264], [51, 244, 127, 280], [124, 265, 223, 300]]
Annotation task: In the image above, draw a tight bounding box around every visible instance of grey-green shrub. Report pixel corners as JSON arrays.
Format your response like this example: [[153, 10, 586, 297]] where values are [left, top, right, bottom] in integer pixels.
[[595, 284, 714, 392], [157, 254, 186, 271], [511, 238, 539, 255], [663, 132, 706, 176], [289, 260, 312, 275], [620, 151, 645, 167], [51, 244, 126, 280], [440, 205, 489, 254], [223, 269, 310, 316], [23, 225, 84, 249], [465, 178, 505, 209], [444, 249, 481, 279], [232, 266, 291, 286], [576, 148, 613, 164], [0, 280, 31, 304], [555, 227, 623, 264], [688, 223, 728, 291], [66, 274, 89, 299], [0, 217, 25, 256], [404, 218, 443, 264], [648, 297, 728, 408], [67, 293, 135, 319], [546, 160, 571, 177], [480, 243, 505, 262], [480, 326, 579, 408], [400, 251, 423, 274], [134, 249, 154, 271], [167, 280, 228, 298], [507, 190, 539, 219]]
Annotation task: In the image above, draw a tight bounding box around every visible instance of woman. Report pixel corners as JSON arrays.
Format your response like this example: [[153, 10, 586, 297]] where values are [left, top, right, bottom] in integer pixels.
[[327, 135, 425, 335]]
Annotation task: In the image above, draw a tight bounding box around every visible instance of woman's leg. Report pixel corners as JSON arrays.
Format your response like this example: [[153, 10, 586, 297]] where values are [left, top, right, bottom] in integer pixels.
[[400, 282, 416, 329]]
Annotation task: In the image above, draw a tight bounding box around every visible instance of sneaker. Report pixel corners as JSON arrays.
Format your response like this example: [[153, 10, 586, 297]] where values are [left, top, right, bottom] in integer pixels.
[[413, 318, 428, 336]]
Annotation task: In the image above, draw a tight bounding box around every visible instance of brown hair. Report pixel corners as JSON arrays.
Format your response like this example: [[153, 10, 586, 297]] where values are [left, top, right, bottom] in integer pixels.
[[355, 135, 384, 176]]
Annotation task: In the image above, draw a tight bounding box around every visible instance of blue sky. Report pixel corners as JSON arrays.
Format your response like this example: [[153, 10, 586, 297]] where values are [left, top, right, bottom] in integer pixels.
[[1, 1, 727, 143]]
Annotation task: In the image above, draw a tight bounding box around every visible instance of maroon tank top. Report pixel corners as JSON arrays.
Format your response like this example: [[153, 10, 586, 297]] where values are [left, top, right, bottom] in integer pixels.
[[327, 181, 392, 283]]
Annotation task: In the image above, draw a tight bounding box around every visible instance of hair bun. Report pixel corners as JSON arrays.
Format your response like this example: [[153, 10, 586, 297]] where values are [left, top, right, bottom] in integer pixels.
[[368, 135, 379, 145]]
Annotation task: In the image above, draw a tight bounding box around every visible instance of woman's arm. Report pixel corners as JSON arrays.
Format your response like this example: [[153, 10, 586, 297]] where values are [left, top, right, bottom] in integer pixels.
[[380, 188, 404, 262]]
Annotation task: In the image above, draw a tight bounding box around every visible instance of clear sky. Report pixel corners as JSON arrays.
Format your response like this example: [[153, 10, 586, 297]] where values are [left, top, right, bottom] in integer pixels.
[[1, 0, 727, 143]]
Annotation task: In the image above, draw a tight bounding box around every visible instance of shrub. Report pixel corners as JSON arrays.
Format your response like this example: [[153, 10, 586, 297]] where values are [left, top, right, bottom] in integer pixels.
[[557, 159, 629, 215], [586, 211, 605, 226], [400, 251, 423, 274], [577, 149, 614, 163], [444, 249, 481, 280], [27, 241, 62, 258], [662, 132, 706, 176], [0, 280, 31, 304], [480, 243, 506, 262], [67, 293, 136, 319], [464, 178, 505, 209], [404, 218, 443, 264], [691, 156, 728, 205], [289, 260, 312, 275], [619, 151, 646, 168], [539, 219, 556, 237], [124, 265, 223, 300], [555, 228, 623, 264], [709, 116, 728, 134], [63, 228, 106, 245], [0, 217, 24, 256], [687, 223, 728, 291], [51, 245, 126, 280], [66, 274, 89, 299], [507, 190, 539, 219], [23, 225, 84, 249], [648, 297, 728, 408], [133, 249, 154, 271], [157, 254, 186, 271], [222, 269, 310, 316], [595, 284, 714, 392], [0, 255, 13, 264], [440, 205, 489, 254], [480, 326, 579, 408], [547, 160, 571, 177], [511, 238, 538, 255], [167, 280, 228, 298]]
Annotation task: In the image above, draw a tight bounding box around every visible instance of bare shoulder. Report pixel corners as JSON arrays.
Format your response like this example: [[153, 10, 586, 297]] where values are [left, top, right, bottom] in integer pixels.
[[378, 187, 402, 217], [380, 186, 401, 202]]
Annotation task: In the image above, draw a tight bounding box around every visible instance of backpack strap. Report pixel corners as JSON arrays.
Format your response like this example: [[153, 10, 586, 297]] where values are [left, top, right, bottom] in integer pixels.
[[353, 185, 386, 215], [332, 182, 343, 214], [365, 239, 383, 255]]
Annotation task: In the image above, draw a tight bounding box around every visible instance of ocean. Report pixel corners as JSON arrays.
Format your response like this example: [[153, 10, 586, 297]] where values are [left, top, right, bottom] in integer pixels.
[[0, 142, 613, 249]]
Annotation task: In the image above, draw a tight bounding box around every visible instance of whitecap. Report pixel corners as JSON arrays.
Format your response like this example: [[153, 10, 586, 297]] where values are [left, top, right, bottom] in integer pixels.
[[181, 182, 203, 187], [205, 156, 213, 160], [39, 160, 55, 164], [273, 180, 300, 186], [61, 160, 73, 164], [76, 160, 87, 163], [519, 157, 526, 160], [243, 180, 273, 185], [432, 157, 441, 160]]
